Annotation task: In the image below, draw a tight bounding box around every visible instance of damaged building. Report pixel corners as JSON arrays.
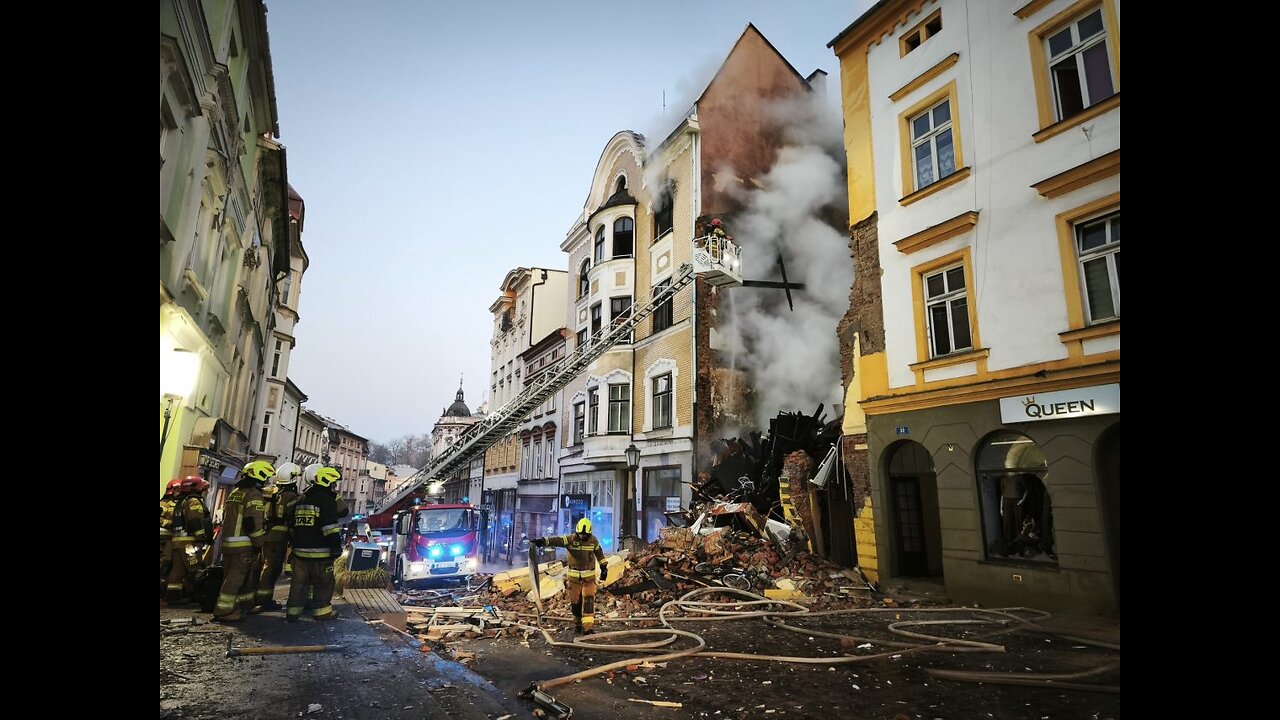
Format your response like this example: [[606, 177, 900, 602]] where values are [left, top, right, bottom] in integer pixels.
[[556, 24, 858, 561]]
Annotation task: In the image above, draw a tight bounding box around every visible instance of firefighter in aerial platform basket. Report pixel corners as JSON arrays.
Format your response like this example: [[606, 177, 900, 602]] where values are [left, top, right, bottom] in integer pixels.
[[533, 518, 608, 634]]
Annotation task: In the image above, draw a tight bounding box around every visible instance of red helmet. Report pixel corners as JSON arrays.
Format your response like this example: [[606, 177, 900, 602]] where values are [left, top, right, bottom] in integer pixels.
[[164, 478, 183, 497], [710, 218, 723, 227], [180, 475, 208, 493]]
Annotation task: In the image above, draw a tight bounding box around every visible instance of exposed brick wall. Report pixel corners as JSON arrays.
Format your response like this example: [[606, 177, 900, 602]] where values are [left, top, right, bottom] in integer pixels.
[[837, 212, 884, 389], [841, 433, 871, 514]]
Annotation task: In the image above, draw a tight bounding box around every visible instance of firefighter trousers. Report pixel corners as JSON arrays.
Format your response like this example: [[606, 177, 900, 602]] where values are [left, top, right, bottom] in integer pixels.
[[214, 548, 257, 618], [165, 540, 198, 602], [255, 539, 288, 606], [287, 557, 336, 620], [566, 576, 598, 629]]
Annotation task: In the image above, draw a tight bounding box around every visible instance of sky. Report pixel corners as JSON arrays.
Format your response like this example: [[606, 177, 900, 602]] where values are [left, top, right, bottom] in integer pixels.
[[266, 0, 873, 443]]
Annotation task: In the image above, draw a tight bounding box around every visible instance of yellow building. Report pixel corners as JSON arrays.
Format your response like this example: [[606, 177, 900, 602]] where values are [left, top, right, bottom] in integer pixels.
[[830, 0, 1120, 613]]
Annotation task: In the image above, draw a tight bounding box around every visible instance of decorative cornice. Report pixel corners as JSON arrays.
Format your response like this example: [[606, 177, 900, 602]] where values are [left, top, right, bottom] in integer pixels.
[[889, 53, 960, 102], [1014, 0, 1054, 19], [1032, 150, 1120, 198], [894, 210, 979, 254]]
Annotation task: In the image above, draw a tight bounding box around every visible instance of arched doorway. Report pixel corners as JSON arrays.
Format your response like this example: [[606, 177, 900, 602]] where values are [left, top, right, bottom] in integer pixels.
[[976, 431, 1056, 564], [886, 440, 942, 578], [1096, 423, 1120, 608]]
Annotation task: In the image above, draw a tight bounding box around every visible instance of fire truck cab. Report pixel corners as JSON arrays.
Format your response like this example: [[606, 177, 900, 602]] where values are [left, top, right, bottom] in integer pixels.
[[387, 502, 481, 587]]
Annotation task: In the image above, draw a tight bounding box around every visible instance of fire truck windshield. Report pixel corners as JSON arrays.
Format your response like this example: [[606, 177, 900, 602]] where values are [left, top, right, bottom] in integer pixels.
[[416, 508, 473, 537]]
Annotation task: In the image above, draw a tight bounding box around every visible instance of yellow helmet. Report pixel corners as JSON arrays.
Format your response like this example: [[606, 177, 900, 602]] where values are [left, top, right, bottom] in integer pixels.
[[313, 466, 340, 488], [242, 460, 276, 483], [576, 518, 592, 534]]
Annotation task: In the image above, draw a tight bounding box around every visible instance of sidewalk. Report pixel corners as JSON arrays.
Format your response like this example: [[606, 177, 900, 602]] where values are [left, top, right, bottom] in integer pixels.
[[160, 582, 524, 720]]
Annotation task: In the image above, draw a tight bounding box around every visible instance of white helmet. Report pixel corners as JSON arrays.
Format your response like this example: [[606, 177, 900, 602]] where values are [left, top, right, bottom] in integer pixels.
[[303, 463, 325, 484], [274, 462, 302, 486]]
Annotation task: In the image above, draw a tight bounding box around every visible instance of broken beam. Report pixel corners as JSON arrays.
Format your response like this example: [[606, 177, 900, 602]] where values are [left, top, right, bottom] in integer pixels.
[[740, 280, 806, 290]]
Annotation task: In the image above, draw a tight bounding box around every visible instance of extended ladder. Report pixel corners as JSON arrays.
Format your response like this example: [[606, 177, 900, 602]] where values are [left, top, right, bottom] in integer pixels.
[[375, 262, 698, 513]]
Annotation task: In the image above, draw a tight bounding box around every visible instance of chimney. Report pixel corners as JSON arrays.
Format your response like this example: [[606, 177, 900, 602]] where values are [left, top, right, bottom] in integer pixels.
[[805, 69, 828, 100]]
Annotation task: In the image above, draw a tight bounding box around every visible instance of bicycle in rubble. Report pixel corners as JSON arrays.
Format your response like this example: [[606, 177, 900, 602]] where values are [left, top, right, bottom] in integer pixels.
[[692, 561, 753, 592]]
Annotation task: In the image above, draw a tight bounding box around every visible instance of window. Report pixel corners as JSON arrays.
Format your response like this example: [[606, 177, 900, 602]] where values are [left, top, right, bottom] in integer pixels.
[[653, 373, 673, 429], [613, 217, 634, 258], [545, 433, 556, 473], [642, 468, 681, 542], [534, 438, 544, 476], [573, 402, 585, 444], [1046, 8, 1114, 121], [1075, 212, 1120, 323], [258, 412, 272, 453], [608, 384, 631, 433], [653, 183, 674, 240], [900, 9, 942, 56], [271, 340, 282, 378], [610, 296, 632, 324], [651, 279, 673, 332], [587, 389, 599, 435], [590, 303, 602, 338], [578, 259, 590, 298], [577, 328, 588, 349], [594, 226, 606, 263], [910, 99, 955, 191], [281, 272, 293, 306], [924, 265, 971, 357], [977, 431, 1056, 564]]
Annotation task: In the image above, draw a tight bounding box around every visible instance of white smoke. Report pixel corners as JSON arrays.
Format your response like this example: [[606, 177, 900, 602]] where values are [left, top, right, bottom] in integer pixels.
[[720, 95, 851, 429]]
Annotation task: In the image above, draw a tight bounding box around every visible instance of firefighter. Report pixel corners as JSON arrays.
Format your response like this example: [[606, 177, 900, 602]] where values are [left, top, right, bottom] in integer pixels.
[[160, 478, 183, 598], [533, 518, 609, 634], [212, 460, 274, 622], [304, 462, 350, 518], [285, 466, 342, 622], [164, 476, 212, 602], [253, 462, 301, 612]]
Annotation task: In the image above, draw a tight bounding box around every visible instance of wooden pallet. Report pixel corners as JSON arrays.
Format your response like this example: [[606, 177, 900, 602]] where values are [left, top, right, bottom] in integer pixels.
[[344, 588, 407, 631]]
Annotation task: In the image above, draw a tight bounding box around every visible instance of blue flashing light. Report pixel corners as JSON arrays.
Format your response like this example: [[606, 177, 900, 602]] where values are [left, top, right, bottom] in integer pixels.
[[462, 496, 469, 503], [450, 544, 463, 556], [429, 546, 443, 559]]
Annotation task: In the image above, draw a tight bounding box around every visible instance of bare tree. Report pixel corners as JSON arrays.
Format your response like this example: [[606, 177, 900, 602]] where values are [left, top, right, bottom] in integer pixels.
[[369, 442, 392, 464]]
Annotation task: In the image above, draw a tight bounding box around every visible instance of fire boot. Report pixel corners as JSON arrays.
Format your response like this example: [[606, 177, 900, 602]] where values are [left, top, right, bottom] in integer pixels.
[[571, 604, 583, 634]]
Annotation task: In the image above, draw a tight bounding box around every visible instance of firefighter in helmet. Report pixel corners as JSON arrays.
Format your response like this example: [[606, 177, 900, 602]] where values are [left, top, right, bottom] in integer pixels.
[[212, 460, 275, 621], [164, 476, 212, 602], [160, 478, 184, 598], [253, 462, 301, 612], [285, 466, 343, 622], [534, 518, 608, 633]]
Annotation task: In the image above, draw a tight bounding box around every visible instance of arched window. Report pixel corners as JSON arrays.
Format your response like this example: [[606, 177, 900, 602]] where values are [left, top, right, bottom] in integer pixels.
[[613, 217, 634, 258], [593, 226, 606, 263], [976, 431, 1056, 563], [578, 259, 590, 299], [615, 176, 627, 194]]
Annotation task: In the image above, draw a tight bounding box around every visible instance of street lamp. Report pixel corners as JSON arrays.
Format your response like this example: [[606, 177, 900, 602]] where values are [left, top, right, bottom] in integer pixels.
[[623, 443, 640, 545], [160, 347, 200, 462]]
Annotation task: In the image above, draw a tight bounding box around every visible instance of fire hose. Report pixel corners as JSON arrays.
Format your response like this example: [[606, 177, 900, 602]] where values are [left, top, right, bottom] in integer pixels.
[[517, 550, 1118, 694]]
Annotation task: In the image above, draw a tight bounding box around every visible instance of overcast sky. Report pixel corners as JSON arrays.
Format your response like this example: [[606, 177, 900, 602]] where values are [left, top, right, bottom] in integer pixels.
[[266, 0, 871, 443]]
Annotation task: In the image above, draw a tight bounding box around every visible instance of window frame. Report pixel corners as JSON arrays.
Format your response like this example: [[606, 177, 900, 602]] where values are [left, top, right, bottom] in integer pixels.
[[1045, 8, 1114, 122], [911, 248, 982, 364], [923, 264, 972, 358], [573, 402, 585, 444], [578, 259, 590, 298], [899, 8, 942, 57], [587, 388, 599, 435], [607, 383, 631, 434], [898, 81, 966, 201], [652, 373, 673, 430], [1027, 0, 1121, 137], [613, 217, 634, 258], [593, 226, 606, 263], [651, 279, 674, 333]]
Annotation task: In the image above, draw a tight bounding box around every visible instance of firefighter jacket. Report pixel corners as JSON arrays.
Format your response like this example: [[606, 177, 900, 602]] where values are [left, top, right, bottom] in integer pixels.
[[286, 486, 341, 561], [173, 493, 212, 545], [222, 479, 267, 552], [160, 497, 177, 542], [547, 532, 606, 580], [264, 487, 299, 543]]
